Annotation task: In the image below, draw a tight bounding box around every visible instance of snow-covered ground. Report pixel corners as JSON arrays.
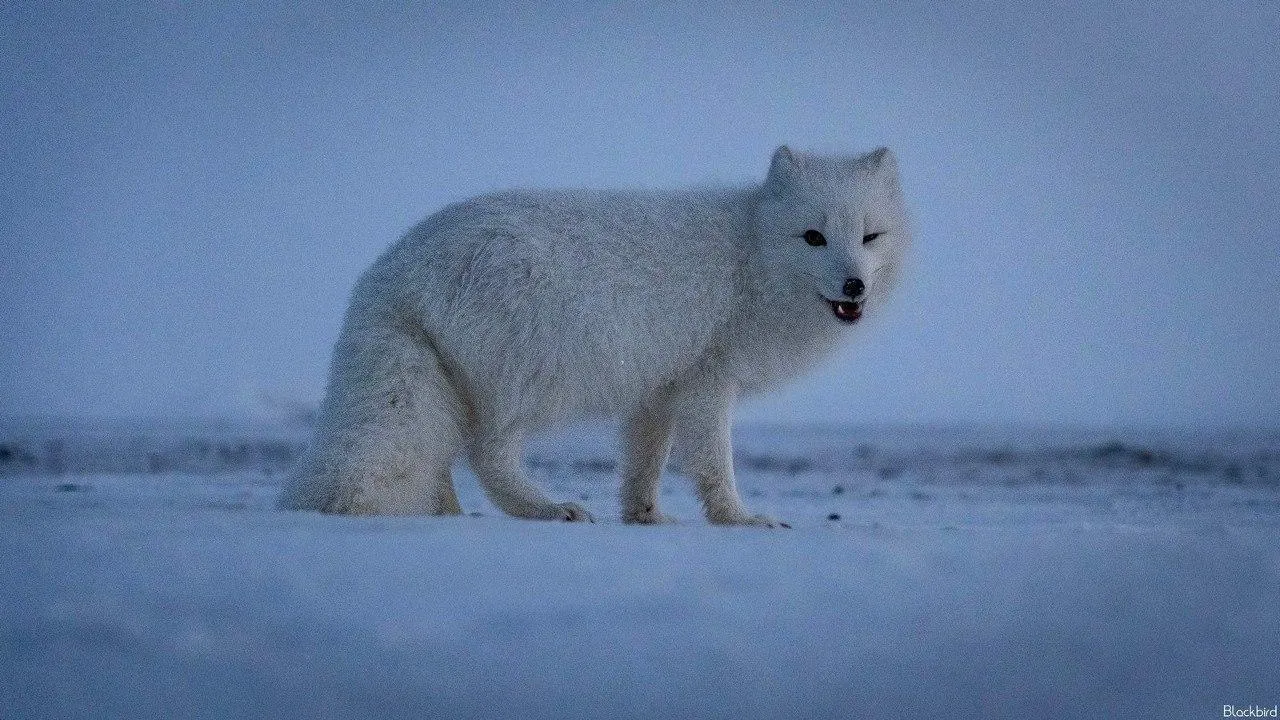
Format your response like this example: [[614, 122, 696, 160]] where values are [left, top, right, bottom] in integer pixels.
[[2, 420, 1278, 719]]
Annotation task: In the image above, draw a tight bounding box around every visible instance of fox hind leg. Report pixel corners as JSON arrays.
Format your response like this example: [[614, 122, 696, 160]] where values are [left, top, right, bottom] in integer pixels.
[[620, 400, 678, 524], [468, 429, 594, 522]]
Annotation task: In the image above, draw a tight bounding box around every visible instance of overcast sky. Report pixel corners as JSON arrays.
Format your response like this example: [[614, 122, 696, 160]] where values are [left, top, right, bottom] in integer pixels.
[[2, 0, 1277, 428]]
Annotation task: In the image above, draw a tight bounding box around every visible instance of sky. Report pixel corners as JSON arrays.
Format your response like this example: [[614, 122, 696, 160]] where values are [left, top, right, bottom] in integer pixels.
[[1, 0, 1277, 429]]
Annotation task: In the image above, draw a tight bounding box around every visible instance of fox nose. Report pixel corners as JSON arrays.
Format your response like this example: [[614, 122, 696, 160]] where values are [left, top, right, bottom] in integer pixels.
[[843, 277, 865, 299]]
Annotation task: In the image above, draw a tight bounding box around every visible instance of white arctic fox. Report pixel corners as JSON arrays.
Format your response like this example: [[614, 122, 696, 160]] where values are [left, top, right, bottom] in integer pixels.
[[279, 146, 910, 526]]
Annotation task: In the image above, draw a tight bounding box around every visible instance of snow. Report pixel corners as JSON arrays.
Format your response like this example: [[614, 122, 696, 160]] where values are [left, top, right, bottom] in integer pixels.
[[2, 420, 1278, 719]]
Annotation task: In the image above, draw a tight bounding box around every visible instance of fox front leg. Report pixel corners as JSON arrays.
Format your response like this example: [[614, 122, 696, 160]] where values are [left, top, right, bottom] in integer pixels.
[[673, 380, 787, 528]]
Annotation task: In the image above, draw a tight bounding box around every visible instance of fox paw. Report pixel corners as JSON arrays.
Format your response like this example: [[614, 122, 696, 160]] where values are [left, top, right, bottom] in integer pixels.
[[714, 512, 791, 529], [622, 506, 679, 525], [556, 502, 595, 523]]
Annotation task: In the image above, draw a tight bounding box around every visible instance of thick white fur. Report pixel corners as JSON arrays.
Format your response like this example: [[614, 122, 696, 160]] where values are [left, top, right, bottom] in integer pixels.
[[278, 146, 910, 525]]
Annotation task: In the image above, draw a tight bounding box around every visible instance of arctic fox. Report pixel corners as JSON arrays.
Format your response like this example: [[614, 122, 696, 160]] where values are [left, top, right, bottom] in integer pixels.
[[279, 146, 910, 526]]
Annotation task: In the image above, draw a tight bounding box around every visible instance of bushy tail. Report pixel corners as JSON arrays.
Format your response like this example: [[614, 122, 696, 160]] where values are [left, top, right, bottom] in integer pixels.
[[276, 310, 466, 515]]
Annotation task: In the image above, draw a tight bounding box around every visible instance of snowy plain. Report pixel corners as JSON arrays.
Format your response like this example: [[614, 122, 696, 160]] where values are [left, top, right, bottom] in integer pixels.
[[2, 419, 1277, 719]]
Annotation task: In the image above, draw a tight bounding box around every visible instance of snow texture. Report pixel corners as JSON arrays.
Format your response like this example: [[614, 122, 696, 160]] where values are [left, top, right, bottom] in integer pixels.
[[2, 420, 1278, 719]]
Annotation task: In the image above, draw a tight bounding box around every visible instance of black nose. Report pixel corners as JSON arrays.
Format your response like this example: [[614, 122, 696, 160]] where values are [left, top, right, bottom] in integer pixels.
[[843, 277, 865, 299]]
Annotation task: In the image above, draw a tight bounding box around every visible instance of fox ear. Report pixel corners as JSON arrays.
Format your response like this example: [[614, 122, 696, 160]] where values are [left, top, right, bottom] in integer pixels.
[[767, 145, 802, 186], [865, 146, 899, 175]]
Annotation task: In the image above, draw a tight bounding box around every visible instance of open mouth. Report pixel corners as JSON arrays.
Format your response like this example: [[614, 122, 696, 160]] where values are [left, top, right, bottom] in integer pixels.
[[829, 299, 862, 323]]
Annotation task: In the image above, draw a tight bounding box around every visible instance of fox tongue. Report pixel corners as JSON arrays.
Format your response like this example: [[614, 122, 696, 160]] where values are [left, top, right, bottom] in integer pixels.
[[831, 300, 862, 323]]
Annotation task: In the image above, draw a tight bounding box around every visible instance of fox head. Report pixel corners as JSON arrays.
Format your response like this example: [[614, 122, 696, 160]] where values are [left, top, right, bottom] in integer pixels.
[[752, 145, 910, 325]]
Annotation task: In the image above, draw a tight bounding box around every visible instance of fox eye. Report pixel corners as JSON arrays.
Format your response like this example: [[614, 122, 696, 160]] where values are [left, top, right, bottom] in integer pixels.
[[862, 232, 882, 245], [801, 229, 826, 247]]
